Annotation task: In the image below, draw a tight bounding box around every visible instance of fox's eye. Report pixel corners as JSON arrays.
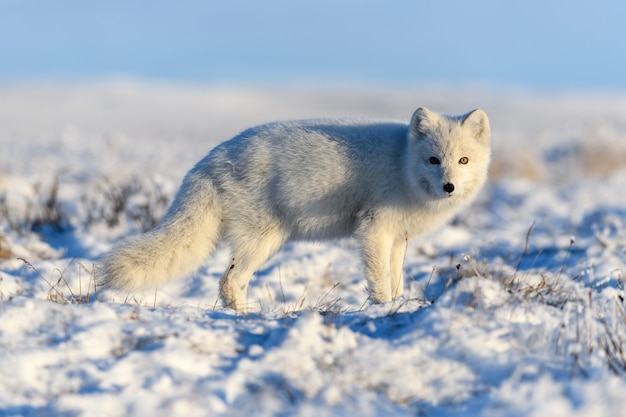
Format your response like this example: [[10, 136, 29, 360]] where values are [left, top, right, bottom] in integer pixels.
[[429, 157, 441, 165], [459, 157, 469, 165]]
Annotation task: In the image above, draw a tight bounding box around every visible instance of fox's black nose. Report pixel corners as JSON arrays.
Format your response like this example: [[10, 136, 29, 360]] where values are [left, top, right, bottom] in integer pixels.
[[443, 183, 455, 193]]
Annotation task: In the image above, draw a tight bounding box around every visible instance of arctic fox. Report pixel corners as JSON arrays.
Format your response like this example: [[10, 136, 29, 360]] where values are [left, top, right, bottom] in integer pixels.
[[99, 107, 491, 311]]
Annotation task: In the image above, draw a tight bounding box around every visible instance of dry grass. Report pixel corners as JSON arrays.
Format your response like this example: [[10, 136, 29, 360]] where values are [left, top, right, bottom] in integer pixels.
[[18, 257, 97, 304], [0, 235, 12, 259], [0, 175, 170, 236], [582, 139, 626, 177], [0, 177, 66, 236], [489, 149, 548, 181], [255, 265, 348, 318], [489, 137, 626, 182], [82, 175, 170, 232]]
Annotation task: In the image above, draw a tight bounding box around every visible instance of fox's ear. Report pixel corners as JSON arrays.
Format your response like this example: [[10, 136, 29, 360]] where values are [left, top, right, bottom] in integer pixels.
[[410, 107, 439, 138], [462, 109, 490, 145]]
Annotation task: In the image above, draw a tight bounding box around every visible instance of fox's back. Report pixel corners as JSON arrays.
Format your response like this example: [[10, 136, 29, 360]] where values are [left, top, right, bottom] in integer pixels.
[[208, 118, 410, 191], [218, 118, 409, 164]]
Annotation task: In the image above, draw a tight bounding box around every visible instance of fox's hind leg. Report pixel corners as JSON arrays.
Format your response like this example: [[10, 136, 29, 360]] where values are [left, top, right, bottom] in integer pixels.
[[219, 226, 285, 311]]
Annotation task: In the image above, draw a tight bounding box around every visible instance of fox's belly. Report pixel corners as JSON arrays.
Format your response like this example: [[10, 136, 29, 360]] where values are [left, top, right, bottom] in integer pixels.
[[286, 211, 358, 241]]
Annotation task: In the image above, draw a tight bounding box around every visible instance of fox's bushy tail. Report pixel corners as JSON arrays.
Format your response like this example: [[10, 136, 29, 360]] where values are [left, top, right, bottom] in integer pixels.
[[98, 168, 222, 291]]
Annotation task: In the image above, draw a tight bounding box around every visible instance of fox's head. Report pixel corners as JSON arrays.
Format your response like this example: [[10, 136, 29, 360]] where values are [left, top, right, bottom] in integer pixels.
[[406, 107, 491, 201]]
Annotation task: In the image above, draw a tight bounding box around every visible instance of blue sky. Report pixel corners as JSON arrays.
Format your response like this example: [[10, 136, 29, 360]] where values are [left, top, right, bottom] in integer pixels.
[[1, 0, 625, 90]]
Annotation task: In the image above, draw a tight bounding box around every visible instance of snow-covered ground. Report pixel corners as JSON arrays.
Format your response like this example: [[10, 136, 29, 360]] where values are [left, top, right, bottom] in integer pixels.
[[1, 83, 626, 416]]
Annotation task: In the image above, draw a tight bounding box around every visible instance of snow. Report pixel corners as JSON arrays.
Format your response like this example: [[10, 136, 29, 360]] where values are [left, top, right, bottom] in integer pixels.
[[1, 82, 626, 416]]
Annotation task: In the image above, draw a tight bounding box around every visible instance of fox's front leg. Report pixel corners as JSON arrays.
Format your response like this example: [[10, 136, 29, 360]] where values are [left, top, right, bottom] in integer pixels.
[[359, 227, 394, 304], [389, 236, 407, 300]]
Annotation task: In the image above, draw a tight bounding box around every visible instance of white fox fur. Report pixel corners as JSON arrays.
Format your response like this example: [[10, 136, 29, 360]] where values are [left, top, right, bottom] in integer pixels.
[[99, 107, 491, 311]]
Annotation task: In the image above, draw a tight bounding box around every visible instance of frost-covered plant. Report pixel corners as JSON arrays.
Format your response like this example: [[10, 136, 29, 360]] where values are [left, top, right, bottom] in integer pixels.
[[81, 175, 170, 232], [443, 240, 626, 379]]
